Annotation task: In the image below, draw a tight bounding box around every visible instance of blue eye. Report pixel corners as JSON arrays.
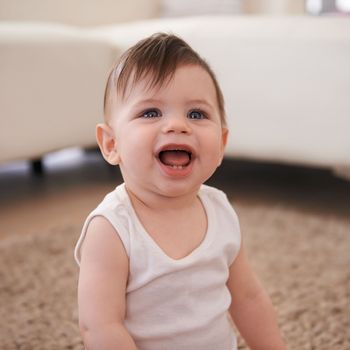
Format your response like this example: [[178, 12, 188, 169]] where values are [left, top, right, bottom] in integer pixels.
[[141, 109, 161, 119], [188, 109, 206, 120]]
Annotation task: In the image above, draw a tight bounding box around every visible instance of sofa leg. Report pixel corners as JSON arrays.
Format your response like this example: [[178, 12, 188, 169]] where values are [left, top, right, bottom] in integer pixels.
[[31, 158, 44, 175]]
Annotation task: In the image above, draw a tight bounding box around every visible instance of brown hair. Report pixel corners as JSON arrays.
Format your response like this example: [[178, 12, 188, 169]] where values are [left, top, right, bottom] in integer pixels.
[[104, 33, 226, 126]]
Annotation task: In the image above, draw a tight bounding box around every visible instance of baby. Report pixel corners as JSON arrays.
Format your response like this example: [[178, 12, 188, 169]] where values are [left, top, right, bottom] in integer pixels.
[[74, 33, 286, 349]]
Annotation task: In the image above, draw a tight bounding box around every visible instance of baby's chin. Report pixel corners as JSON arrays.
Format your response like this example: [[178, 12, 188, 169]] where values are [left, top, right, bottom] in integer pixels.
[[153, 182, 202, 199]]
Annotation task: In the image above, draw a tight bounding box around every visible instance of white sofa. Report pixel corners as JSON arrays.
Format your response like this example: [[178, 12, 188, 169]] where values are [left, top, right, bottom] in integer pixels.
[[1, 1, 350, 175], [0, 0, 161, 165]]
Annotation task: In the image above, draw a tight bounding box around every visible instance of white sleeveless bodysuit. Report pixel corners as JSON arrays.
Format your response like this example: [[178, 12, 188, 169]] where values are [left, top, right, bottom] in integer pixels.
[[75, 183, 241, 350]]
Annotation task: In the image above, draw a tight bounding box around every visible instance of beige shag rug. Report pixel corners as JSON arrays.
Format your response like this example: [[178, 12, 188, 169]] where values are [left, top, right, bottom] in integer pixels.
[[0, 203, 349, 350]]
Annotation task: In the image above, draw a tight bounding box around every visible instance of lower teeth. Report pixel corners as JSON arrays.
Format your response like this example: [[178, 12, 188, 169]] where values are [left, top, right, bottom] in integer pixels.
[[171, 165, 184, 169]]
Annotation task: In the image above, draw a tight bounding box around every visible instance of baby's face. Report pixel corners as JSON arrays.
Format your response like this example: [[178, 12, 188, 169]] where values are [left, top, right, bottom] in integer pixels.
[[109, 64, 228, 198]]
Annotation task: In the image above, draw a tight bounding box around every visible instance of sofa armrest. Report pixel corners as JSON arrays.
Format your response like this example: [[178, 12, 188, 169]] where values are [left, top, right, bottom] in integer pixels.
[[0, 0, 161, 26], [0, 22, 115, 162]]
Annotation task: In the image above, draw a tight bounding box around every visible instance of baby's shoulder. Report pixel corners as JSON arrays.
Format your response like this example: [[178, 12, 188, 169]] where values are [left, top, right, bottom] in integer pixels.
[[200, 184, 230, 205], [75, 184, 131, 264], [88, 185, 133, 242], [200, 184, 239, 222], [93, 183, 131, 219]]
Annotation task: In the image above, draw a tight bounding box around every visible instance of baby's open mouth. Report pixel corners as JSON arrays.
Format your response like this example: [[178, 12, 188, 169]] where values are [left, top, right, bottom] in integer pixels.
[[158, 149, 192, 169]]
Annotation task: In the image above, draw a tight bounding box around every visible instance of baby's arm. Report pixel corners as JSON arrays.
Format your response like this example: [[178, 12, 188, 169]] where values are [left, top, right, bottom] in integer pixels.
[[78, 216, 137, 350], [227, 244, 287, 350]]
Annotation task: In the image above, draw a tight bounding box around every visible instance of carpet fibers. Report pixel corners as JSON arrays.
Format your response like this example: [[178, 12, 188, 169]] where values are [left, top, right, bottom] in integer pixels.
[[0, 203, 349, 349]]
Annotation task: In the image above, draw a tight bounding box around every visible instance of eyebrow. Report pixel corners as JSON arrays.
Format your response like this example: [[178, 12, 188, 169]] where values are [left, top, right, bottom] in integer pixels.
[[187, 99, 215, 110], [131, 98, 215, 110], [132, 98, 163, 106], [126, 98, 163, 113]]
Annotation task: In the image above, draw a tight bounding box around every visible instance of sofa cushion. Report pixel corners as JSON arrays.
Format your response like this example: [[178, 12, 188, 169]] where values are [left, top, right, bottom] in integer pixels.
[[91, 16, 350, 167]]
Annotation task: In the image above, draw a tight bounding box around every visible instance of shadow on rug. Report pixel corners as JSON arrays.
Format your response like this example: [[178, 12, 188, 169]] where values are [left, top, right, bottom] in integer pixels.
[[0, 203, 349, 349]]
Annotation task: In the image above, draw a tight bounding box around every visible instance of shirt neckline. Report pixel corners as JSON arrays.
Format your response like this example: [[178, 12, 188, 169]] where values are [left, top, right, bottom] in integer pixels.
[[118, 183, 214, 264]]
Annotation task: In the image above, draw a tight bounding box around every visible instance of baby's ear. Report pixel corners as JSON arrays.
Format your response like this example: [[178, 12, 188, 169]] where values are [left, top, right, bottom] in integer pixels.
[[221, 128, 229, 148], [218, 127, 229, 167], [96, 123, 120, 165]]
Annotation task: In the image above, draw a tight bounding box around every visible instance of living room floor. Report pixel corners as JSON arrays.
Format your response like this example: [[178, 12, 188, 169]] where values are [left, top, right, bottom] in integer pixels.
[[1, 149, 350, 350], [0, 148, 349, 240]]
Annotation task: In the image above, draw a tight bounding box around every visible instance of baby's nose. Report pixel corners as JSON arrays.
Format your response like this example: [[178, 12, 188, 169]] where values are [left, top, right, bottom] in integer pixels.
[[162, 115, 192, 134]]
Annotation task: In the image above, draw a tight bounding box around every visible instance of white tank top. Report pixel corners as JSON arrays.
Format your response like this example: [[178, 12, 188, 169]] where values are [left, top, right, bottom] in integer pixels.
[[75, 183, 241, 350]]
